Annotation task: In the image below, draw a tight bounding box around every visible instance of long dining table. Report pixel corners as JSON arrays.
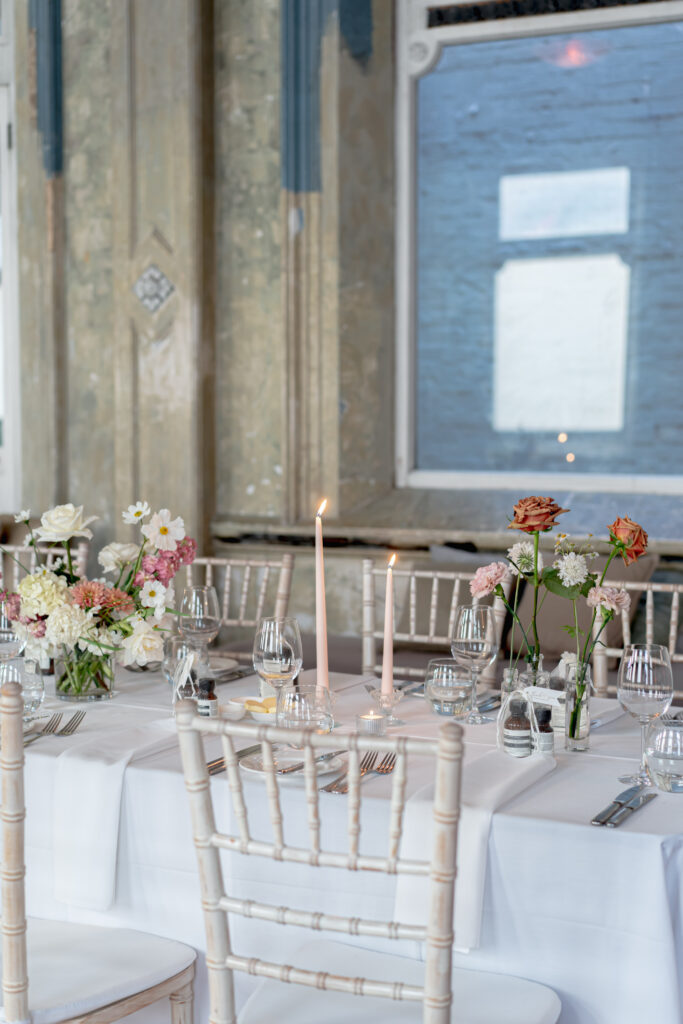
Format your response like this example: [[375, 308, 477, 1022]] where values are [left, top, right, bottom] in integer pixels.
[[21, 665, 683, 1024]]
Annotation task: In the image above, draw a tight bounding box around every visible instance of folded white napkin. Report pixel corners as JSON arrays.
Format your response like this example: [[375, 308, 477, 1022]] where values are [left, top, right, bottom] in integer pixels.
[[53, 723, 178, 910], [395, 748, 556, 951]]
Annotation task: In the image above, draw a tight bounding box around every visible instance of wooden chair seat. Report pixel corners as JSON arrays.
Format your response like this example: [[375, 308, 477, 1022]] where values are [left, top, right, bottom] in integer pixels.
[[239, 939, 561, 1024], [0, 918, 195, 1024]]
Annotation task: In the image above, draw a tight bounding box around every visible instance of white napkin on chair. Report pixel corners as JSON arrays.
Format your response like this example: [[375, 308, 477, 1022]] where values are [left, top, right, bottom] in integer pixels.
[[53, 722, 179, 910], [395, 748, 556, 952]]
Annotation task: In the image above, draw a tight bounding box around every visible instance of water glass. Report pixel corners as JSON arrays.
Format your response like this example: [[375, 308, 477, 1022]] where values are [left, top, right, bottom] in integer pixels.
[[276, 683, 334, 742], [617, 643, 673, 786], [162, 635, 207, 686], [0, 600, 24, 660], [646, 718, 683, 793], [253, 617, 303, 696], [0, 657, 44, 720], [178, 586, 221, 658], [424, 659, 475, 719], [451, 605, 498, 724]]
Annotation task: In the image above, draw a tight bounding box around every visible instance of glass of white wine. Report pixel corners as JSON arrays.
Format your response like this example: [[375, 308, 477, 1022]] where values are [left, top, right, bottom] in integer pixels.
[[253, 617, 303, 697]]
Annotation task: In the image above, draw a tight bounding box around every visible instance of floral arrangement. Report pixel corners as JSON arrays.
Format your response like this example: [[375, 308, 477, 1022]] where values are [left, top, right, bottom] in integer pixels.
[[1, 502, 196, 697], [469, 498, 648, 738]]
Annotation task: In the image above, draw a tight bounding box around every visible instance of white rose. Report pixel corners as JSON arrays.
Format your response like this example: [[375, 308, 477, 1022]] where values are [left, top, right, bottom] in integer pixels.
[[44, 604, 95, 650], [98, 542, 140, 575], [34, 503, 98, 544], [119, 619, 164, 667]]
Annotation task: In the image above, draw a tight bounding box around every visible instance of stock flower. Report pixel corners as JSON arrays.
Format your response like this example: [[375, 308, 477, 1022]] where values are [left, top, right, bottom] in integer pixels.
[[122, 501, 151, 526], [17, 571, 68, 618], [470, 561, 511, 598], [119, 618, 165, 666], [586, 586, 631, 614], [608, 516, 648, 566], [556, 552, 588, 588], [1, 592, 21, 620], [176, 537, 197, 566], [141, 509, 185, 552], [507, 541, 541, 576], [14, 509, 31, 523], [508, 496, 569, 534], [98, 542, 140, 575], [34, 503, 98, 543]]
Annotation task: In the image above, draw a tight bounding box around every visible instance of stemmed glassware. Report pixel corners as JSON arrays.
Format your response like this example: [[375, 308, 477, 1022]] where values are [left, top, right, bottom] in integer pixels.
[[450, 605, 498, 725], [178, 586, 221, 668], [252, 617, 303, 697], [617, 643, 673, 786]]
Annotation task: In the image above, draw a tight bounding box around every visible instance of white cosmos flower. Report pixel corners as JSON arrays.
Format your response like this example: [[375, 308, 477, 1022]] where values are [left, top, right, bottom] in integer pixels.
[[507, 541, 542, 577], [119, 618, 165, 666], [14, 509, 31, 523], [556, 552, 588, 588], [140, 579, 169, 619], [98, 541, 140, 575], [141, 509, 185, 552], [34, 503, 98, 543], [122, 501, 151, 526]]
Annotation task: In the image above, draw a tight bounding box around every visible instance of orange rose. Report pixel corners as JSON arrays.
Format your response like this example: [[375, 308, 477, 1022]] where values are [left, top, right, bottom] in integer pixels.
[[508, 496, 569, 534], [608, 516, 648, 565]]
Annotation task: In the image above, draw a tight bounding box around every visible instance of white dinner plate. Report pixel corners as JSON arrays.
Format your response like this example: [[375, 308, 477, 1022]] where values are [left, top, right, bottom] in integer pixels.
[[210, 654, 239, 672], [239, 748, 344, 782]]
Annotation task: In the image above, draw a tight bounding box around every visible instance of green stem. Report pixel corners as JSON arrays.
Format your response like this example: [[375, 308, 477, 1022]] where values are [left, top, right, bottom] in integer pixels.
[[531, 531, 541, 668]]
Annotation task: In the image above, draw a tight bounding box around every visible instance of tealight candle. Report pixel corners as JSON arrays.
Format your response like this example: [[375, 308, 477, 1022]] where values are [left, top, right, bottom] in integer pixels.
[[355, 709, 387, 736]]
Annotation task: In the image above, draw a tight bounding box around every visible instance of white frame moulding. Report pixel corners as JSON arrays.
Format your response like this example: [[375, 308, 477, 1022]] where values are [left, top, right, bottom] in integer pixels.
[[395, 0, 683, 496]]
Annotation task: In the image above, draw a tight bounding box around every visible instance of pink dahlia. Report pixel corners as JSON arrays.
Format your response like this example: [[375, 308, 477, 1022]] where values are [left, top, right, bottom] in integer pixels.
[[71, 579, 112, 611], [470, 562, 511, 599]]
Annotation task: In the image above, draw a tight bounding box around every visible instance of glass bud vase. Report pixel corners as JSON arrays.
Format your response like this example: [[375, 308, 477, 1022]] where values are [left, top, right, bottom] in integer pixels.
[[55, 649, 116, 702], [565, 661, 591, 751], [517, 654, 549, 690]]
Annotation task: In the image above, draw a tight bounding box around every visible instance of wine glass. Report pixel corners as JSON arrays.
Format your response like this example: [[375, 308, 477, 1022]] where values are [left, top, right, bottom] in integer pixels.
[[253, 617, 303, 697], [617, 643, 673, 786], [451, 605, 498, 724], [276, 682, 334, 743], [178, 586, 221, 666], [162, 635, 207, 686], [0, 600, 24, 660]]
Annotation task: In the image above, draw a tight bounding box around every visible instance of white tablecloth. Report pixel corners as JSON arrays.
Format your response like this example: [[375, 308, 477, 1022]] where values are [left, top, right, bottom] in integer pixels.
[[23, 668, 683, 1024]]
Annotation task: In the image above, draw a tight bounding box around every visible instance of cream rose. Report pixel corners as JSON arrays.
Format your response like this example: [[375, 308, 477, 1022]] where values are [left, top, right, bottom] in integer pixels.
[[119, 619, 164, 667], [34, 503, 98, 543], [98, 542, 140, 575]]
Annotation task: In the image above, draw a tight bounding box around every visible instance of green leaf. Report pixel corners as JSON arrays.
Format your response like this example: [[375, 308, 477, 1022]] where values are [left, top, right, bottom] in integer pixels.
[[561, 624, 577, 637], [543, 573, 583, 600]]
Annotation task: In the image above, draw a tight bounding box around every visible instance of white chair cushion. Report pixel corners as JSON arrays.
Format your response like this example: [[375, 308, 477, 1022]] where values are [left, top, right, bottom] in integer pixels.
[[0, 918, 195, 1024], [239, 940, 561, 1024]]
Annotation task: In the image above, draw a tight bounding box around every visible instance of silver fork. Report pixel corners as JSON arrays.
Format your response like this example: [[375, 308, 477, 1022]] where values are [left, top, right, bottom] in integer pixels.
[[374, 753, 396, 775], [23, 713, 63, 747], [322, 751, 377, 794], [57, 711, 86, 736]]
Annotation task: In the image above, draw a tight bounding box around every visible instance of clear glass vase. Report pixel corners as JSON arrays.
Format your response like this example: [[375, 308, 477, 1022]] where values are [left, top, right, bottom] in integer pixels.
[[55, 650, 116, 702], [517, 653, 549, 689], [565, 661, 591, 751]]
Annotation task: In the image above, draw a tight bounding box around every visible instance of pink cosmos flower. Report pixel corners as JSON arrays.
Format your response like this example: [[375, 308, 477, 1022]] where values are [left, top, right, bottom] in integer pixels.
[[586, 585, 631, 613], [470, 561, 511, 599]]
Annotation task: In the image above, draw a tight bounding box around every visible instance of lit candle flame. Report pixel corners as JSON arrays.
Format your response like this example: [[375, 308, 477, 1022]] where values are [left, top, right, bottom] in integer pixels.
[[316, 499, 328, 518], [388, 553, 396, 569]]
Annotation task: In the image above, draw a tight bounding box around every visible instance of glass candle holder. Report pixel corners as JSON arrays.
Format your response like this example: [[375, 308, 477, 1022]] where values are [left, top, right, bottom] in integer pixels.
[[355, 709, 387, 736]]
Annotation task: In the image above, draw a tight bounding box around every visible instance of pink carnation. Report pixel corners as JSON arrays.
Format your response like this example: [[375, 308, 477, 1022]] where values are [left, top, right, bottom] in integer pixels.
[[470, 561, 511, 599], [586, 585, 631, 613]]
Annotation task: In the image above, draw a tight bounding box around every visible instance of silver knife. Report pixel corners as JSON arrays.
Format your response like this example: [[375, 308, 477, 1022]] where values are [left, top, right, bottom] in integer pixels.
[[605, 789, 657, 828], [591, 784, 644, 826], [206, 742, 261, 775], [277, 750, 345, 775]]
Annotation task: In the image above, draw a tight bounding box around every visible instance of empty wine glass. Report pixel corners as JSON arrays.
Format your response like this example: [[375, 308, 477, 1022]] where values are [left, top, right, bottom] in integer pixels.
[[617, 644, 673, 786], [451, 605, 498, 724], [178, 586, 221, 665], [276, 682, 334, 744], [0, 600, 24, 660], [253, 617, 303, 697]]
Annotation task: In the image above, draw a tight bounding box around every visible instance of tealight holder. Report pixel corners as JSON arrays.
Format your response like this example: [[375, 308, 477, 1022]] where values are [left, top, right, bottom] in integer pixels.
[[355, 709, 387, 736], [368, 687, 405, 726]]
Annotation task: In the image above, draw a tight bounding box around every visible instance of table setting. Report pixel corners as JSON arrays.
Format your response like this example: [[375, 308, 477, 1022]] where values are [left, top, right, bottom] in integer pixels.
[[0, 495, 682, 1023]]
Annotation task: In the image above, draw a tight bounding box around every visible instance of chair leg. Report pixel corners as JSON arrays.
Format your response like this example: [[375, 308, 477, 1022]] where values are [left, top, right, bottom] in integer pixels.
[[170, 980, 194, 1024]]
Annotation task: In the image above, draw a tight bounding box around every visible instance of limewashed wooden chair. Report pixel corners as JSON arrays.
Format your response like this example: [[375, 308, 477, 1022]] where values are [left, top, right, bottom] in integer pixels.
[[0, 681, 196, 1023], [176, 705, 561, 1024]]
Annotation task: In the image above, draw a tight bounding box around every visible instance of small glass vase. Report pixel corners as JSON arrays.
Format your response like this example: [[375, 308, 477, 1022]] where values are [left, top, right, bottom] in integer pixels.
[[55, 650, 116, 702], [518, 654, 549, 689], [565, 661, 591, 751]]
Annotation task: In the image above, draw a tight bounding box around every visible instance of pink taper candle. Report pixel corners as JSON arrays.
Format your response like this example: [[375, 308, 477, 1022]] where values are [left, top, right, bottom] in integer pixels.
[[315, 500, 330, 689], [381, 554, 396, 697]]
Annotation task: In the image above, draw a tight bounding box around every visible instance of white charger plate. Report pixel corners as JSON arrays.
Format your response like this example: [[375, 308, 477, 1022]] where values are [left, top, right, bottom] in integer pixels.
[[239, 748, 344, 782]]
